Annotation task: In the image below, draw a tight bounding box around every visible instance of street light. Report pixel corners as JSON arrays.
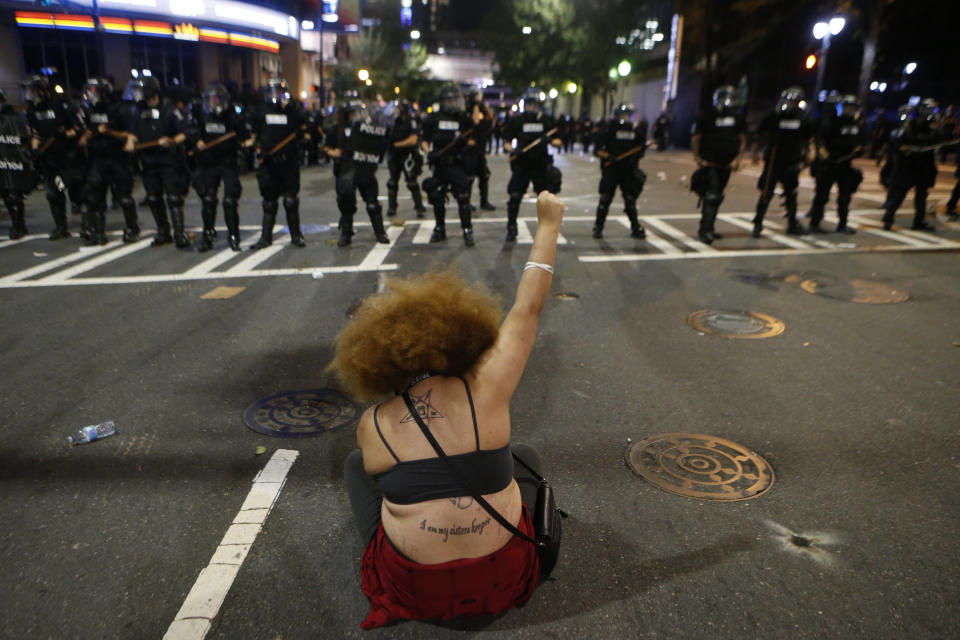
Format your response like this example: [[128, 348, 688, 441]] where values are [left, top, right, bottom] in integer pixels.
[[521, 26, 532, 35], [357, 68, 369, 82], [812, 16, 844, 108], [566, 82, 578, 94], [617, 60, 632, 76], [548, 88, 559, 99], [410, 29, 420, 40], [904, 62, 917, 75]]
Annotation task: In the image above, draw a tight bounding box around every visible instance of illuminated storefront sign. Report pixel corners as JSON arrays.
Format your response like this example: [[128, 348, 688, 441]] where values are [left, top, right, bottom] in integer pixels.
[[11, 0, 297, 39], [15, 11, 280, 54]]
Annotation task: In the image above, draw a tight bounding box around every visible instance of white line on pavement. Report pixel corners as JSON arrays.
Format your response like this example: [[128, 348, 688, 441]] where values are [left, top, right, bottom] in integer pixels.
[[613, 216, 682, 254], [225, 235, 290, 273], [720, 214, 814, 250], [642, 217, 718, 252], [163, 449, 299, 640], [37, 238, 153, 282], [412, 219, 436, 244], [578, 242, 959, 263], [183, 233, 257, 276], [0, 243, 114, 283], [358, 225, 404, 270]]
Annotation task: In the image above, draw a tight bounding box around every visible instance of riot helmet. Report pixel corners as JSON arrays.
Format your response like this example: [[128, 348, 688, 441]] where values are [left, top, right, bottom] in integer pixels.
[[712, 85, 737, 112], [265, 78, 291, 108], [439, 84, 462, 114], [124, 77, 160, 104], [203, 82, 231, 115], [343, 99, 367, 124], [521, 87, 545, 113], [82, 78, 113, 108], [837, 94, 860, 117], [776, 86, 805, 113], [613, 103, 634, 123], [467, 87, 484, 106], [22, 74, 50, 105], [913, 98, 939, 126], [897, 104, 912, 122]]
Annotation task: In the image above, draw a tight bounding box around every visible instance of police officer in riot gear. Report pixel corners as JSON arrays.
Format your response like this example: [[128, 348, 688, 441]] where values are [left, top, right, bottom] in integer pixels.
[[503, 88, 562, 241], [465, 87, 496, 211], [77, 77, 140, 245], [131, 77, 191, 248], [592, 102, 647, 239], [882, 99, 941, 231], [23, 74, 85, 240], [385, 100, 426, 219], [807, 94, 865, 234], [250, 78, 307, 249], [420, 84, 475, 246], [691, 85, 746, 243], [752, 86, 813, 237], [196, 82, 249, 251], [324, 99, 390, 247], [0, 88, 34, 240]]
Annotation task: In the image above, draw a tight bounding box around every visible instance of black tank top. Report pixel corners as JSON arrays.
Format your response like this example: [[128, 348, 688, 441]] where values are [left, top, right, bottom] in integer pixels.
[[373, 377, 514, 505]]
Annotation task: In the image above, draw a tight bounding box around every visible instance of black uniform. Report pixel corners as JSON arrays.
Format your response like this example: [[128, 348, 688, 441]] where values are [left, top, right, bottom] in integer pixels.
[[504, 111, 562, 240], [465, 99, 496, 210], [653, 113, 670, 151], [26, 98, 85, 239], [691, 107, 746, 240], [807, 113, 865, 232], [326, 116, 389, 246], [250, 102, 307, 248], [945, 164, 960, 219], [0, 103, 34, 239], [134, 99, 190, 247], [385, 112, 425, 217], [753, 109, 813, 235], [592, 117, 647, 238], [882, 120, 939, 231], [197, 108, 248, 251], [81, 100, 140, 244], [420, 108, 475, 245]]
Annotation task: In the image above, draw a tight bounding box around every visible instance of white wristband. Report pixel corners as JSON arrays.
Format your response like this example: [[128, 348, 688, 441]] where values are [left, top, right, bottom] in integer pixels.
[[523, 261, 554, 275]]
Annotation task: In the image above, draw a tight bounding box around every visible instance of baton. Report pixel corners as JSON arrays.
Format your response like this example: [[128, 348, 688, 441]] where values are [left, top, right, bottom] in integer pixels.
[[761, 145, 777, 199], [198, 131, 237, 152], [269, 131, 298, 156], [602, 143, 646, 168], [436, 128, 474, 156], [510, 127, 559, 161], [902, 138, 960, 154], [135, 139, 165, 150]]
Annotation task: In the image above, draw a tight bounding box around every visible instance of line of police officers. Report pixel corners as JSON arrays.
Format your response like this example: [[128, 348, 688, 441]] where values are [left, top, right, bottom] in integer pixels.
[[2, 76, 954, 248]]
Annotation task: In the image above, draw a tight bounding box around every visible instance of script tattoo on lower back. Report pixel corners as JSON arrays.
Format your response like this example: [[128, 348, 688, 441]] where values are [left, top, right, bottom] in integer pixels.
[[419, 516, 492, 543]]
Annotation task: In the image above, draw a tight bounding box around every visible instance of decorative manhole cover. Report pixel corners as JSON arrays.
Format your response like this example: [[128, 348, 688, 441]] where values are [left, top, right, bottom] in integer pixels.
[[555, 292, 580, 300], [626, 433, 775, 501], [243, 389, 362, 438], [799, 278, 908, 304], [687, 310, 785, 339]]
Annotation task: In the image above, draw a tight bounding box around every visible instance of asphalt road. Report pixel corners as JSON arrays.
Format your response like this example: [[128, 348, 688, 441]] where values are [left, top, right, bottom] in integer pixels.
[[1, 149, 958, 639]]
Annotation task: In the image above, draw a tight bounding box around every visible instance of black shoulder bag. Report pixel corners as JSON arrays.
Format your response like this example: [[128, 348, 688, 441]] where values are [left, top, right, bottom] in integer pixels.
[[401, 392, 566, 577]]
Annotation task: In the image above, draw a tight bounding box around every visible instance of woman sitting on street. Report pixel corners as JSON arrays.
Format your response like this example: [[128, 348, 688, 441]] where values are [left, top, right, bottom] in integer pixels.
[[333, 191, 565, 628]]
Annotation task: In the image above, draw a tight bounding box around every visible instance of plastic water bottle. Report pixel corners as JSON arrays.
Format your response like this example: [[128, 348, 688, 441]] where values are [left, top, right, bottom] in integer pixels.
[[67, 420, 117, 445]]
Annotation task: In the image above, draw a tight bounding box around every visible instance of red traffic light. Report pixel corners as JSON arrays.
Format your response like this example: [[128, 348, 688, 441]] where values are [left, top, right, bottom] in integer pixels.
[[805, 54, 817, 70]]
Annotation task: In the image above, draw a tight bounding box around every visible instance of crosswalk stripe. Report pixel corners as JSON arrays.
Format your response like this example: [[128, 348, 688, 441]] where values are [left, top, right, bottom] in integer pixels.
[[844, 216, 936, 247], [226, 235, 290, 273], [183, 232, 257, 276], [37, 238, 153, 282], [721, 215, 813, 250], [613, 216, 681, 254], [358, 225, 404, 270], [412, 220, 435, 244], [0, 243, 114, 283], [642, 217, 717, 252]]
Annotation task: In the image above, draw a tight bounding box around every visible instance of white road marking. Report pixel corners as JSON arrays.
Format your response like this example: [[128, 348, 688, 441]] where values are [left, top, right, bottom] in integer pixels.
[[412, 220, 436, 244], [358, 225, 403, 270], [642, 217, 718, 252], [225, 235, 290, 273], [37, 238, 153, 282], [613, 216, 682, 254], [720, 214, 813, 250], [578, 242, 958, 262], [183, 233, 257, 276], [0, 243, 114, 283], [163, 449, 299, 640]]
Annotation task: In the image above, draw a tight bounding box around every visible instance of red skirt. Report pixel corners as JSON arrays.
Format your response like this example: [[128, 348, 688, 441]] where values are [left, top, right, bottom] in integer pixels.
[[359, 505, 541, 629]]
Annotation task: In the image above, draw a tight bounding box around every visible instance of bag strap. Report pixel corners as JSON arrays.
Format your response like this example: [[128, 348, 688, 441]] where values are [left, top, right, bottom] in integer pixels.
[[400, 391, 542, 548]]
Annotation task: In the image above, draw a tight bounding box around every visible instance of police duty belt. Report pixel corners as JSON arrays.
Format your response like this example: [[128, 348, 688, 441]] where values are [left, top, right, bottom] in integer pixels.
[[510, 127, 559, 162]]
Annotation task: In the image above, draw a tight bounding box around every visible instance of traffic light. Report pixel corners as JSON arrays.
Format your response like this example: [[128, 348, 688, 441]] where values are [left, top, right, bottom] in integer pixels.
[[805, 54, 817, 70]]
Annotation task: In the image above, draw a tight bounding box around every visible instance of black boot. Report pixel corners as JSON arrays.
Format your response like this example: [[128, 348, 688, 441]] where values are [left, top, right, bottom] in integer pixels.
[[626, 210, 646, 238], [48, 201, 70, 240], [169, 201, 191, 249], [430, 200, 447, 242], [911, 190, 934, 231], [197, 198, 217, 252], [224, 200, 241, 251], [479, 175, 496, 211], [251, 201, 277, 250], [337, 213, 354, 247], [505, 197, 519, 241], [368, 204, 390, 244], [459, 199, 474, 247], [148, 196, 173, 246], [386, 185, 399, 219], [410, 185, 427, 218], [7, 199, 28, 239], [836, 201, 856, 234], [93, 208, 108, 245], [284, 197, 305, 247], [119, 196, 140, 243], [752, 197, 769, 237]]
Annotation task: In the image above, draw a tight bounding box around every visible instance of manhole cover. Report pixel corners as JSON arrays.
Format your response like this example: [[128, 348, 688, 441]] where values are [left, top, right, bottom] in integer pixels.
[[626, 433, 775, 501], [243, 389, 362, 438], [799, 278, 908, 304], [687, 310, 784, 339], [555, 292, 580, 300]]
